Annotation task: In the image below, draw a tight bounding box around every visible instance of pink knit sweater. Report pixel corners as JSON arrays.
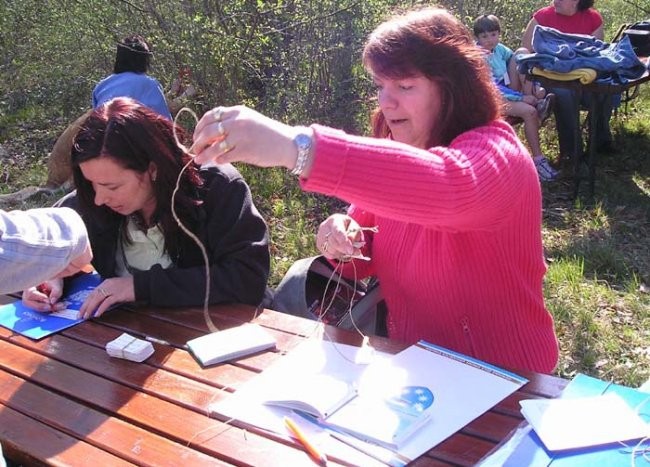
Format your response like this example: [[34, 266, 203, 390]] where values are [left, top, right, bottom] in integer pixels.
[[302, 120, 558, 374]]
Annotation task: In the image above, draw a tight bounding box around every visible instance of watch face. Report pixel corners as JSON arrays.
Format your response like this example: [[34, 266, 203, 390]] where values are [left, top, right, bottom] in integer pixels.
[[295, 133, 312, 150]]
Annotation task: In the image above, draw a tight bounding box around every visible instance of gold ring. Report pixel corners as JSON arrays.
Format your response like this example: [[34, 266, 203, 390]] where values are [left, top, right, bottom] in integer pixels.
[[216, 122, 226, 136], [213, 107, 224, 123], [322, 241, 329, 252], [98, 287, 109, 298], [219, 139, 231, 152], [325, 232, 331, 239]]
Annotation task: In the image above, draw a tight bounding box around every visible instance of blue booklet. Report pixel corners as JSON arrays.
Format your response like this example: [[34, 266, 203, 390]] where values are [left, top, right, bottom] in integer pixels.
[[322, 383, 435, 450], [479, 373, 650, 466], [0, 273, 101, 340]]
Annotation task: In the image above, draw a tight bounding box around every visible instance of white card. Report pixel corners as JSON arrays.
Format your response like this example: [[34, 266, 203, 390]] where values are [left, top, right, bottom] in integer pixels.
[[520, 393, 649, 451], [186, 323, 276, 367], [49, 309, 80, 320], [106, 332, 155, 363]]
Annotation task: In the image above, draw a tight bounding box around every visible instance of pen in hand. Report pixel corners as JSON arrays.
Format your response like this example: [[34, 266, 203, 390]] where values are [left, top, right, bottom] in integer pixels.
[[36, 283, 59, 312], [284, 415, 328, 466]]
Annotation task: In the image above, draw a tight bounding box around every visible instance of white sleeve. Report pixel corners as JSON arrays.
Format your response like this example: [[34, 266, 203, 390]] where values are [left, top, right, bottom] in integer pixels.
[[0, 207, 89, 293]]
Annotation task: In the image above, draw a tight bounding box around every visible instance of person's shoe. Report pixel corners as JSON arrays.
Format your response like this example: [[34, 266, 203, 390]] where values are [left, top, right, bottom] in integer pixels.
[[536, 93, 555, 123], [534, 156, 559, 182]]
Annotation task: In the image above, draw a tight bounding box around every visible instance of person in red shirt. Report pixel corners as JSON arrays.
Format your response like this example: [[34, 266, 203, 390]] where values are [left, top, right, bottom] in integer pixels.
[[192, 7, 559, 374], [522, 0, 604, 49], [522, 0, 613, 165]]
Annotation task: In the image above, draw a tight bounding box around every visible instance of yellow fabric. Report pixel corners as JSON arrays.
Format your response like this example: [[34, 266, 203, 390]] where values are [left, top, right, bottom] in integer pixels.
[[532, 67, 597, 84]]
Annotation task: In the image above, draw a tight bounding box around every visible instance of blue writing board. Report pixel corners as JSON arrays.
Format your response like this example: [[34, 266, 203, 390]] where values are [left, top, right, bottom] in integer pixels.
[[0, 273, 101, 340]]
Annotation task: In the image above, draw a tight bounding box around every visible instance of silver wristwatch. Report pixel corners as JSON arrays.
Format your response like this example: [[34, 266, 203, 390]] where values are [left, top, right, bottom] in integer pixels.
[[290, 127, 313, 176]]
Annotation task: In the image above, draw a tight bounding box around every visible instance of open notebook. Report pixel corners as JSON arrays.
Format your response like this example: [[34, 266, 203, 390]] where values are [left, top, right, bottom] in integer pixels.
[[211, 339, 527, 465], [264, 374, 433, 449]]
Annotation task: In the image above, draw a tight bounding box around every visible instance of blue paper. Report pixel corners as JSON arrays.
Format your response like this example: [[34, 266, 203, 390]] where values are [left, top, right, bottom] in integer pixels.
[[489, 373, 650, 466], [0, 273, 101, 339]]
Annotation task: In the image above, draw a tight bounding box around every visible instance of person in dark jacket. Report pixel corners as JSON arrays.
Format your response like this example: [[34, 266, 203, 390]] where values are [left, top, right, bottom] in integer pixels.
[[22, 97, 270, 318]]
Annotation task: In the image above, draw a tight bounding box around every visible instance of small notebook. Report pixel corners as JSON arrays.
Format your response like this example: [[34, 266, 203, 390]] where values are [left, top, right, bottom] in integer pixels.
[[264, 374, 358, 419], [266, 377, 433, 450], [324, 385, 434, 449], [187, 323, 276, 367]]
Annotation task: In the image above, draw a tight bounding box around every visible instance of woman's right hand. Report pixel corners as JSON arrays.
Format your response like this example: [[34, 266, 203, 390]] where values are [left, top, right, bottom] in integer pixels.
[[22, 278, 66, 313], [191, 105, 308, 173], [316, 214, 365, 261]]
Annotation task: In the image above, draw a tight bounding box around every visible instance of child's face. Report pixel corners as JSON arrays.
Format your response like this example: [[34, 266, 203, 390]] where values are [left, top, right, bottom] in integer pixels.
[[476, 30, 501, 52]]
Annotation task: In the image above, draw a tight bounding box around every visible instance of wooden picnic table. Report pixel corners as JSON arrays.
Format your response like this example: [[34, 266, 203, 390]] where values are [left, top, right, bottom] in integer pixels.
[[0, 300, 568, 466]]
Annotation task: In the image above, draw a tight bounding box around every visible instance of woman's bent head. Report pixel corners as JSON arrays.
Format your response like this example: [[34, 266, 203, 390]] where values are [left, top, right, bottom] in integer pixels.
[[71, 98, 201, 247]]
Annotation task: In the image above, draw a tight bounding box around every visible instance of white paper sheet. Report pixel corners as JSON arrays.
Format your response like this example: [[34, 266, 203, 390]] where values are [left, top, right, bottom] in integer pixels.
[[211, 339, 527, 466], [520, 393, 649, 451]]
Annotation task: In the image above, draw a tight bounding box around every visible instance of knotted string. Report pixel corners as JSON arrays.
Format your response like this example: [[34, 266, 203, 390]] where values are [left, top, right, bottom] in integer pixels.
[[172, 107, 218, 333]]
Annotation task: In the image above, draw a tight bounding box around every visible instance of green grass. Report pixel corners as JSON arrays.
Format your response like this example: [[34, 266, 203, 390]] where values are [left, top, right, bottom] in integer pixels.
[[1, 89, 648, 388], [528, 87, 650, 387]]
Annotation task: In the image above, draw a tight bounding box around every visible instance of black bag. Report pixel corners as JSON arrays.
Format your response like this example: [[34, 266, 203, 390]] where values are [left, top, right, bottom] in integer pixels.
[[271, 256, 387, 336], [623, 20, 650, 57]]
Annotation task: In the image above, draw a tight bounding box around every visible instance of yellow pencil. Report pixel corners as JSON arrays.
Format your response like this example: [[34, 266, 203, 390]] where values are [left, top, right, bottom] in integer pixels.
[[284, 416, 328, 466]]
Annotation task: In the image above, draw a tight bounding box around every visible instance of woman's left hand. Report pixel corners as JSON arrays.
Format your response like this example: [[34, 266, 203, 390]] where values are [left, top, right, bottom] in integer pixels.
[[191, 105, 302, 170], [79, 276, 135, 319], [316, 214, 364, 261]]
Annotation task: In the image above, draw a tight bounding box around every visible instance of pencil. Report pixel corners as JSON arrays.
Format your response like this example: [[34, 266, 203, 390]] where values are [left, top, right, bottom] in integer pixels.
[[284, 416, 328, 466]]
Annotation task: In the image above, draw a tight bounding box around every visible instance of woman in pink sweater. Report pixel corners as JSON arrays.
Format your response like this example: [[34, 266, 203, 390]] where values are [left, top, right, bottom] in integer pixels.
[[192, 7, 559, 374]]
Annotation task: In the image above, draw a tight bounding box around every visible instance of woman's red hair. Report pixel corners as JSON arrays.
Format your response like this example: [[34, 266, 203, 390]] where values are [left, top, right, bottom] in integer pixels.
[[363, 7, 502, 146]]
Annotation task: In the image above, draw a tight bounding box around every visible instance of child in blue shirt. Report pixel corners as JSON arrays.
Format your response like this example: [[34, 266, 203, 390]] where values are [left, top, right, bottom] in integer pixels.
[[473, 14, 558, 181]]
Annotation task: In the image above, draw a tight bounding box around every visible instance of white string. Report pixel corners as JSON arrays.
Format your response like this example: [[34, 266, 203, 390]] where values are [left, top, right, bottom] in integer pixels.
[[628, 394, 650, 466], [303, 245, 375, 364], [172, 107, 218, 333]]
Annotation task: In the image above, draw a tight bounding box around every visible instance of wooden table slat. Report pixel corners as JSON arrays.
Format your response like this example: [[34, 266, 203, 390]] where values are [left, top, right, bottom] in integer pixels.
[[0, 404, 134, 467], [0, 368, 232, 466], [427, 431, 500, 466], [460, 410, 522, 443], [61, 321, 266, 390]]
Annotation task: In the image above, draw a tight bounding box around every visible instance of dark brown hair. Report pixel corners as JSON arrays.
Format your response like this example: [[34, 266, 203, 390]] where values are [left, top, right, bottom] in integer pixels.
[[363, 7, 501, 146], [114, 34, 152, 74], [473, 14, 502, 36], [71, 97, 203, 260], [577, 0, 595, 11]]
